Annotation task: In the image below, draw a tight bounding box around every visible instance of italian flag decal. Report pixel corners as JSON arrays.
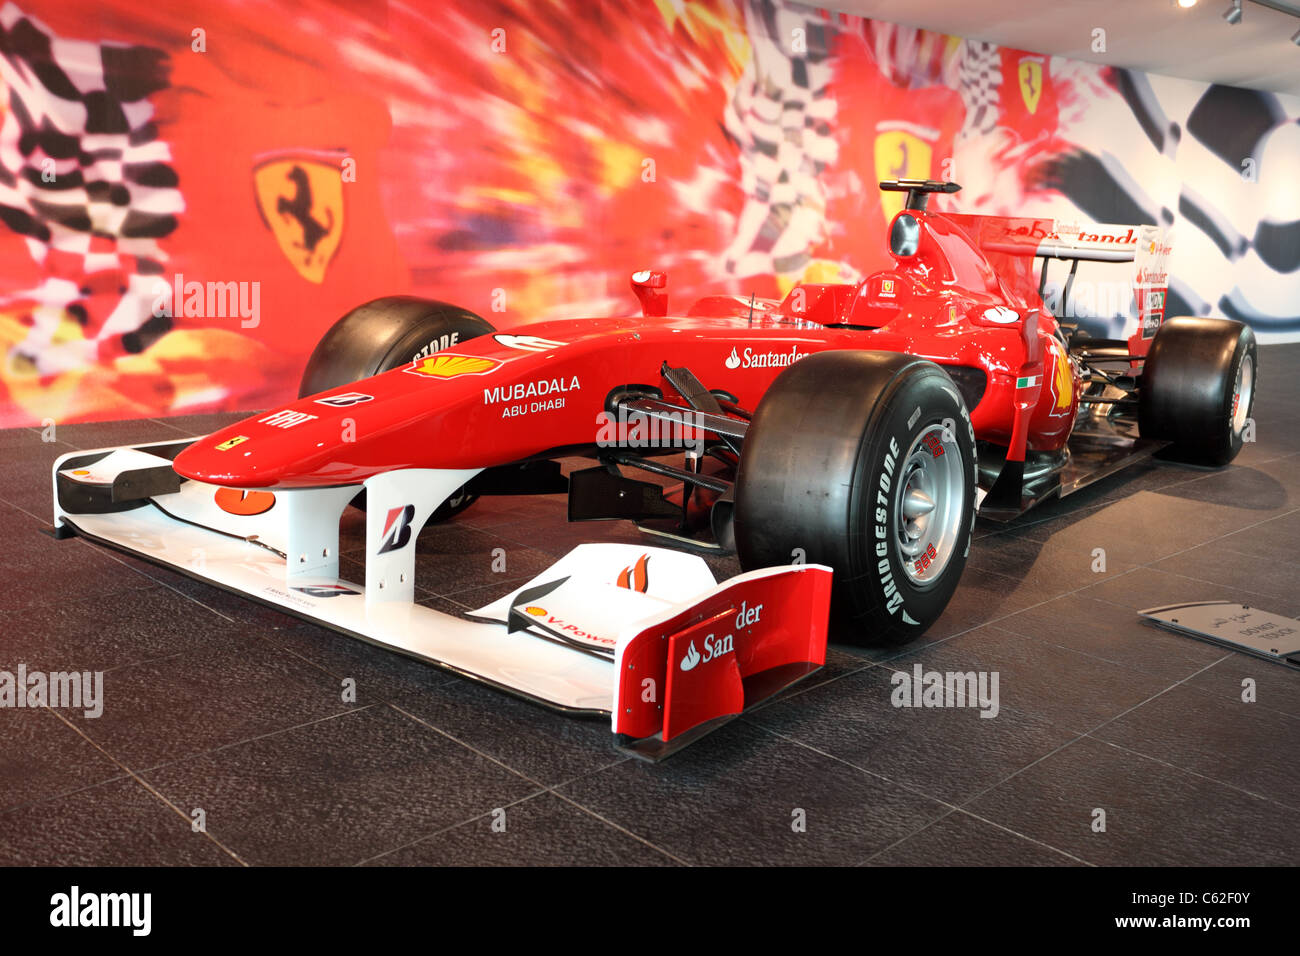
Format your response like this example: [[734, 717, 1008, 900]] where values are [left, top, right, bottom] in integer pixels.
[[1016, 375, 1040, 389]]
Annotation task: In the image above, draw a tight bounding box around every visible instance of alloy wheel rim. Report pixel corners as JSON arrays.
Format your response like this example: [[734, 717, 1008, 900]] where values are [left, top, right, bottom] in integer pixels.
[[895, 423, 965, 586], [1232, 355, 1254, 436]]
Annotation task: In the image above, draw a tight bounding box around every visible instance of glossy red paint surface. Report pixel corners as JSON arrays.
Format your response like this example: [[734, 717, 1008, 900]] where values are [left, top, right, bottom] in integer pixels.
[[615, 567, 831, 741], [173, 208, 1086, 489]]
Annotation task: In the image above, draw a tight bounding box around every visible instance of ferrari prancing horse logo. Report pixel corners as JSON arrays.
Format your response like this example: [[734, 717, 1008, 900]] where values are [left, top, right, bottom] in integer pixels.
[[254, 152, 345, 284], [874, 121, 937, 224], [1018, 57, 1044, 115]]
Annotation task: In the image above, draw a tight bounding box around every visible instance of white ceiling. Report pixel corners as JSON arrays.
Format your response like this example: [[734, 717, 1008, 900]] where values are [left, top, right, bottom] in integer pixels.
[[823, 0, 1300, 97]]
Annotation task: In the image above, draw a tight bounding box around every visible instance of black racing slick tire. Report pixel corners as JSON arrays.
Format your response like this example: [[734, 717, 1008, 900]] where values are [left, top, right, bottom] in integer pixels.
[[299, 296, 496, 523], [734, 351, 977, 646], [1139, 317, 1257, 467], [299, 296, 496, 398]]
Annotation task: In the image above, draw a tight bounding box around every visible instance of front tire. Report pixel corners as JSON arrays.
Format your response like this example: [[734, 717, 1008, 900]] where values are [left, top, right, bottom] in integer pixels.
[[1139, 317, 1256, 466], [299, 296, 496, 523], [734, 351, 977, 646], [299, 296, 495, 398]]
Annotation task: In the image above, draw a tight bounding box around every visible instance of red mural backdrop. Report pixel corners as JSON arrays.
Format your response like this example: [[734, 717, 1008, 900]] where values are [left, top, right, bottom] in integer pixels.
[[1, 0, 1297, 427]]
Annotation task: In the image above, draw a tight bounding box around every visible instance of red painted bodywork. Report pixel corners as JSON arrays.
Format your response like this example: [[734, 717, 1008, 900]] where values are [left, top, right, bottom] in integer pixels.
[[615, 566, 832, 741], [174, 208, 1087, 489]]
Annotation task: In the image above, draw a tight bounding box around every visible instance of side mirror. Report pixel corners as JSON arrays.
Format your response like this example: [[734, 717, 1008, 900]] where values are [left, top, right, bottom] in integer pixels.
[[890, 213, 920, 258], [631, 270, 668, 317]]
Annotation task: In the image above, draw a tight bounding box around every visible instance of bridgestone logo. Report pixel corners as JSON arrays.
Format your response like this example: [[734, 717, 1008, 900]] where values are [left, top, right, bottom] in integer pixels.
[[873, 435, 907, 618]]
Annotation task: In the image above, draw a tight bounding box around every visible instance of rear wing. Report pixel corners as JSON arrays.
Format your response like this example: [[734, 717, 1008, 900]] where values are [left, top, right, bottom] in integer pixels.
[[946, 214, 1172, 356], [1045, 221, 1172, 356]]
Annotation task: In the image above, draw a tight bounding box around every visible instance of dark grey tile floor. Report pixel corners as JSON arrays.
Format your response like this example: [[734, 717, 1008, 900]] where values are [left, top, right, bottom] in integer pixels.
[[1, 343, 1297, 867]]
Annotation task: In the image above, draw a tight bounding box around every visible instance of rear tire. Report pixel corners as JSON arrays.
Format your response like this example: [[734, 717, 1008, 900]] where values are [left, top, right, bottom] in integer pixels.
[[734, 351, 976, 646], [299, 296, 495, 523], [1139, 317, 1256, 466]]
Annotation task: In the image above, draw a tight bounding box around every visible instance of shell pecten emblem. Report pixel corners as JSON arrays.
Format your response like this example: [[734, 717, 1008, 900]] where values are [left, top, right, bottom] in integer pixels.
[[404, 354, 502, 379]]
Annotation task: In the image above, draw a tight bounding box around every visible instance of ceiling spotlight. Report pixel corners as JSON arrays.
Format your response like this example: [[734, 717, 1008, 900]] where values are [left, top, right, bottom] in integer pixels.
[[1223, 0, 1242, 23], [1177, 0, 1198, 8]]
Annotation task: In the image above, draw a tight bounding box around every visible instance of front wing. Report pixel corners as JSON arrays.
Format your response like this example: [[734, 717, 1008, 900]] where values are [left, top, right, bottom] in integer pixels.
[[50, 439, 832, 759]]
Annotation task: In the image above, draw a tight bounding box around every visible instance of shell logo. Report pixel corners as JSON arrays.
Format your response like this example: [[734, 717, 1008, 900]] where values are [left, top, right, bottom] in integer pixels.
[[524, 606, 547, 616], [405, 354, 501, 379]]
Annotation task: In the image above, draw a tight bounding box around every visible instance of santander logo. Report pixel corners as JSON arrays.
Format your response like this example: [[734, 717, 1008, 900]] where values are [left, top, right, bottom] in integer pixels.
[[678, 632, 735, 671], [725, 345, 806, 370], [678, 601, 761, 671]]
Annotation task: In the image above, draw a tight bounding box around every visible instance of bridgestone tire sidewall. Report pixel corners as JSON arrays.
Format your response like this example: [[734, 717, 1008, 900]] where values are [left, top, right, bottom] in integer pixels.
[[841, 367, 976, 644], [1214, 333, 1256, 466], [734, 353, 976, 647]]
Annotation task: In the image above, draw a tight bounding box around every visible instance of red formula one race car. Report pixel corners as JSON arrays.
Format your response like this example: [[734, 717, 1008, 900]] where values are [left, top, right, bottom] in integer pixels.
[[50, 180, 1257, 757]]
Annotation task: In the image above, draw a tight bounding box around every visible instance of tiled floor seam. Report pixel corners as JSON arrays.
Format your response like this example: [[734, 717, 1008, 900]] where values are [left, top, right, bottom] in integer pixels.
[[377, 701, 691, 864], [1078, 735, 1300, 813], [990, 620, 1300, 719], [750, 581, 1113, 711], [350, 788, 556, 866], [123, 703, 383, 778], [354, 762, 687, 867], [861, 806, 1095, 867], [745, 721, 1091, 866], [938, 654, 1242, 815], [28, 704, 249, 866]]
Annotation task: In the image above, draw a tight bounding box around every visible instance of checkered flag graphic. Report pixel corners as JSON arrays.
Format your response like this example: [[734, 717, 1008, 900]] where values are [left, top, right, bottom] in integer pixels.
[[954, 40, 1002, 141], [0, 2, 182, 374], [722, 0, 839, 279]]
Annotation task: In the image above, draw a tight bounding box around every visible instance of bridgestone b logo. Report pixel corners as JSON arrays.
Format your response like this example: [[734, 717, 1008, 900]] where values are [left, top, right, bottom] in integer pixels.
[[377, 504, 416, 554], [315, 392, 372, 407]]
